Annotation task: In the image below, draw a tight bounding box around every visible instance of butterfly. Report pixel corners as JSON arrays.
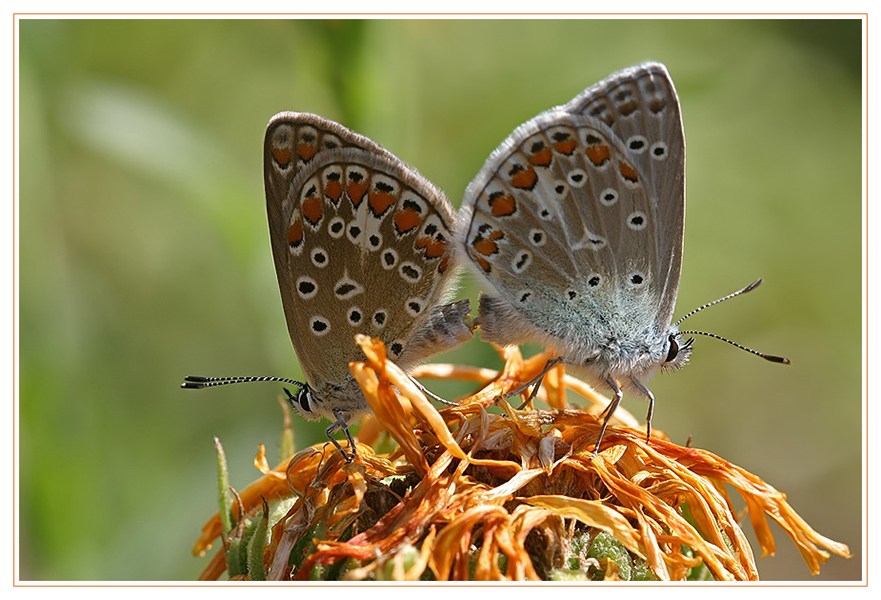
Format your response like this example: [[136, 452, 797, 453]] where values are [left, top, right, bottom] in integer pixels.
[[184, 113, 472, 460], [457, 63, 788, 452]]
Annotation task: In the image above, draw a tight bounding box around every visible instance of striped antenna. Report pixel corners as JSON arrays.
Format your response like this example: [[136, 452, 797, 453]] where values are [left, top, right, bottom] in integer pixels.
[[181, 375, 305, 389], [676, 279, 791, 365]]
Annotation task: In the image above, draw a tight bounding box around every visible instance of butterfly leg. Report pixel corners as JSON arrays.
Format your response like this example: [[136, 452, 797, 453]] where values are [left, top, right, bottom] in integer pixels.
[[594, 375, 625, 456], [629, 377, 656, 442], [326, 409, 357, 463], [406, 374, 459, 407], [510, 356, 565, 410]]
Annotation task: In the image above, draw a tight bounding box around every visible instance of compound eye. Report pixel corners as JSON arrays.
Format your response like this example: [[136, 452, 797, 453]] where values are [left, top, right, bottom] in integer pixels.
[[665, 335, 680, 363], [284, 386, 313, 413], [297, 387, 312, 412]]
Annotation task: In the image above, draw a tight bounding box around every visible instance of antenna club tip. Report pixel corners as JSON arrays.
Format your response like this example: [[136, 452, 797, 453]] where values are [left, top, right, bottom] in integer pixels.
[[744, 278, 764, 293], [181, 382, 204, 389], [765, 355, 791, 364]]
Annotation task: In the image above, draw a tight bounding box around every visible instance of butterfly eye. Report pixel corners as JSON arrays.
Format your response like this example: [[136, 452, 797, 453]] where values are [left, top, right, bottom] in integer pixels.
[[665, 335, 680, 363], [285, 386, 313, 413], [299, 388, 313, 412]]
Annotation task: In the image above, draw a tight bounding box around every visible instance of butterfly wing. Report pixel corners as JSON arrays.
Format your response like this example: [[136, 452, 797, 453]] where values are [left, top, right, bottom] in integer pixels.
[[568, 63, 685, 333], [458, 63, 685, 369], [264, 113, 468, 393]]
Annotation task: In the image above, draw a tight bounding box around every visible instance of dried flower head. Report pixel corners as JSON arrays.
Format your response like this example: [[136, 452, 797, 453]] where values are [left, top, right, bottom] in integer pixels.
[[192, 336, 850, 581]]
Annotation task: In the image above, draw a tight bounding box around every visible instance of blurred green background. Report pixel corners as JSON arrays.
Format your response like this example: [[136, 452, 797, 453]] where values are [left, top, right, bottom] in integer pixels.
[[18, 18, 862, 581]]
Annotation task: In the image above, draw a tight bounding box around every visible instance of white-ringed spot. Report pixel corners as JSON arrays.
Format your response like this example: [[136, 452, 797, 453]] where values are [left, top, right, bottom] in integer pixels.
[[626, 135, 648, 154], [309, 316, 331, 337], [399, 261, 422, 283], [295, 276, 318, 300], [327, 217, 345, 239], [389, 340, 405, 357], [310, 247, 329, 268], [333, 276, 364, 300], [587, 273, 602, 288], [627, 211, 648, 231], [512, 250, 532, 274], [598, 188, 618, 207], [628, 271, 647, 288], [372, 309, 388, 329], [347, 307, 363, 326], [553, 180, 569, 198], [405, 297, 424, 317], [367, 233, 383, 251], [529, 229, 547, 247], [650, 141, 669, 160], [346, 221, 363, 244], [567, 168, 588, 188], [381, 248, 399, 270]]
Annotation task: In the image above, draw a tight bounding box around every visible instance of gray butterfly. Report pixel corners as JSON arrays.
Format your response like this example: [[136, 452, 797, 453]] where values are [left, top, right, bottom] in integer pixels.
[[184, 113, 472, 459], [457, 63, 787, 451]]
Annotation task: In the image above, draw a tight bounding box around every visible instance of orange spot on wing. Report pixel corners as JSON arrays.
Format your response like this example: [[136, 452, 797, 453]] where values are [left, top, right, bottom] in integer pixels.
[[528, 147, 553, 167], [272, 147, 292, 167], [553, 139, 577, 155], [618, 100, 638, 116], [297, 143, 317, 162], [476, 257, 492, 273], [394, 208, 421, 234], [288, 218, 303, 246], [586, 145, 611, 166], [368, 190, 396, 216], [618, 161, 639, 183], [324, 180, 343, 203], [489, 194, 517, 217], [511, 166, 537, 190], [489, 230, 504, 240], [302, 196, 323, 225], [425, 240, 447, 258], [649, 98, 666, 113], [347, 181, 368, 207], [438, 255, 450, 274], [473, 238, 498, 256]]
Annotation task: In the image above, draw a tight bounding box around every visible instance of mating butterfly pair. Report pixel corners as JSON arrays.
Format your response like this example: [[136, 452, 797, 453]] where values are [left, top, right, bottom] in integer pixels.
[[183, 63, 787, 459]]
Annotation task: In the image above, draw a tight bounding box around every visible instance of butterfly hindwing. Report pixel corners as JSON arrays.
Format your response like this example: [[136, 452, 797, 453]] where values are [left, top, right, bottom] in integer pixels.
[[264, 113, 469, 407], [458, 63, 685, 369]]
